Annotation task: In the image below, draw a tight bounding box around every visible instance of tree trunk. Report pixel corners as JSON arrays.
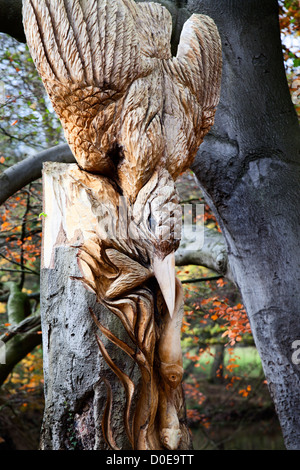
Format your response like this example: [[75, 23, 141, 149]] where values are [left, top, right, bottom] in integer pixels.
[[39, 162, 192, 450], [39, 162, 143, 450], [209, 344, 224, 384], [0, 0, 25, 43], [40, 245, 138, 450], [188, 0, 300, 449]]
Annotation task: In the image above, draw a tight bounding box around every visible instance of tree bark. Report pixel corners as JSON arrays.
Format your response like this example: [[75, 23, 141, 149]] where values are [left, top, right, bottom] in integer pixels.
[[188, 0, 300, 449], [39, 163, 141, 450], [40, 246, 139, 450]]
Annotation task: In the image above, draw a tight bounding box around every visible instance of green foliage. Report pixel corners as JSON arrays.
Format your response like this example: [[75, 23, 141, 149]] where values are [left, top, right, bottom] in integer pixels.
[[0, 33, 64, 166], [279, 0, 300, 117], [64, 401, 79, 450], [0, 32, 65, 295]]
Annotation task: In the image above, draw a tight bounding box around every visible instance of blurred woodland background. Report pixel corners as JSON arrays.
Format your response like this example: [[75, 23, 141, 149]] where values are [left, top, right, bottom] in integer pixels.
[[0, 0, 299, 450]]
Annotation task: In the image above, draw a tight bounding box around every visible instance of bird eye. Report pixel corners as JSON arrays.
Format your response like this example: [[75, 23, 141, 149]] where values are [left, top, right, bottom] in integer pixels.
[[148, 214, 157, 231]]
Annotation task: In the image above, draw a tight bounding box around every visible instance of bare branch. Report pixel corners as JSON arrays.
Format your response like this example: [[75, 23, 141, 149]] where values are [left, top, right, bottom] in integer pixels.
[[175, 225, 234, 282], [0, 314, 41, 344], [0, 144, 75, 205]]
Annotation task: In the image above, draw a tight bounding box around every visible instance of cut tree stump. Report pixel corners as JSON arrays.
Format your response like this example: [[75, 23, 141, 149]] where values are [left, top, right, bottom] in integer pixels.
[[40, 162, 139, 450]]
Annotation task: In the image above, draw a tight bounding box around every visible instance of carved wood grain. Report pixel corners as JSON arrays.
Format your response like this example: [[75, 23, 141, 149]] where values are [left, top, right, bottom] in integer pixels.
[[24, 0, 222, 450]]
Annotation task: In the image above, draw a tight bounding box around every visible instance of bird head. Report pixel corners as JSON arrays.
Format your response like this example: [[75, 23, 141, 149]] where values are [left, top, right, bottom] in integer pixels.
[[73, 166, 182, 319], [127, 168, 182, 318]]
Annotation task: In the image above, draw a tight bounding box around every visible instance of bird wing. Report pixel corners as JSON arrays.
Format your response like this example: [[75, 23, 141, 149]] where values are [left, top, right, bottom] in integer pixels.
[[22, 0, 149, 174], [23, 2, 221, 188], [176, 14, 222, 127], [163, 14, 222, 179], [134, 1, 172, 59]]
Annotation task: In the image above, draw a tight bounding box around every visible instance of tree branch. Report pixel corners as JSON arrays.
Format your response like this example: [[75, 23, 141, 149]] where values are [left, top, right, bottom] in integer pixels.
[[0, 282, 41, 386], [0, 252, 36, 273], [19, 185, 31, 289], [175, 225, 234, 282], [0, 314, 41, 344], [181, 275, 223, 284], [0, 322, 42, 386], [0, 144, 75, 205]]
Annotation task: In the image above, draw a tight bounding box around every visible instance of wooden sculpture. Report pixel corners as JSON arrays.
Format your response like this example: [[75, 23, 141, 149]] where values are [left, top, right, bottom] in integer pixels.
[[23, 0, 222, 450]]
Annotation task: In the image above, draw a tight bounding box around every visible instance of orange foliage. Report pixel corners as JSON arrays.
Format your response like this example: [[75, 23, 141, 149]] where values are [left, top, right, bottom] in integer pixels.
[[0, 188, 42, 276], [208, 299, 251, 346], [238, 385, 252, 398]]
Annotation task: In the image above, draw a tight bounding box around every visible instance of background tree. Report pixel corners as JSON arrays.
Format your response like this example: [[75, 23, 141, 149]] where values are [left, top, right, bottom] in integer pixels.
[[188, 0, 300, 450]]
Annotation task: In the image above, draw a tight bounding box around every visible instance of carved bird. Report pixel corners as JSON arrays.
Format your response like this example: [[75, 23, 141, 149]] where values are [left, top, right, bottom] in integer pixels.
[[23, 0, 222, 317]]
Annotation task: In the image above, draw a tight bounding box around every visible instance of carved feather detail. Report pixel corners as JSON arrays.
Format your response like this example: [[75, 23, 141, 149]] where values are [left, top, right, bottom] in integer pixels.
[[25, 0, 222, 451], [23, 0, 222, 202]]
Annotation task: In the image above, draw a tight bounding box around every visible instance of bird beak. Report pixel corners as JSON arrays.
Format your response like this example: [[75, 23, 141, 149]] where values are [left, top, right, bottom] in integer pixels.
[[153, 252, 176, 318]]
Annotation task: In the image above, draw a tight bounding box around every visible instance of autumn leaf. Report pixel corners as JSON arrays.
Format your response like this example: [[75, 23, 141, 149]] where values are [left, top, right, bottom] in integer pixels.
[[0, 303, 6, 314], [1, 221, 12, 230], [235, 303, 243, 310]]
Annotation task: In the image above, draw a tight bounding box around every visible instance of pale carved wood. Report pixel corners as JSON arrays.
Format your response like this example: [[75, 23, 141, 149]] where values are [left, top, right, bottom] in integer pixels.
[[42, 162, 187, 449], [23, 0, 222, 450]]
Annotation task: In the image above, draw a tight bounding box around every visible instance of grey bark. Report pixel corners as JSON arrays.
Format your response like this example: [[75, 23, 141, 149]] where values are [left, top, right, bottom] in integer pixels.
[[40, 246, 139, 450], [188, 0, 300, 450], [0, 283, 41, 386], [175, 225, 233, 281]]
